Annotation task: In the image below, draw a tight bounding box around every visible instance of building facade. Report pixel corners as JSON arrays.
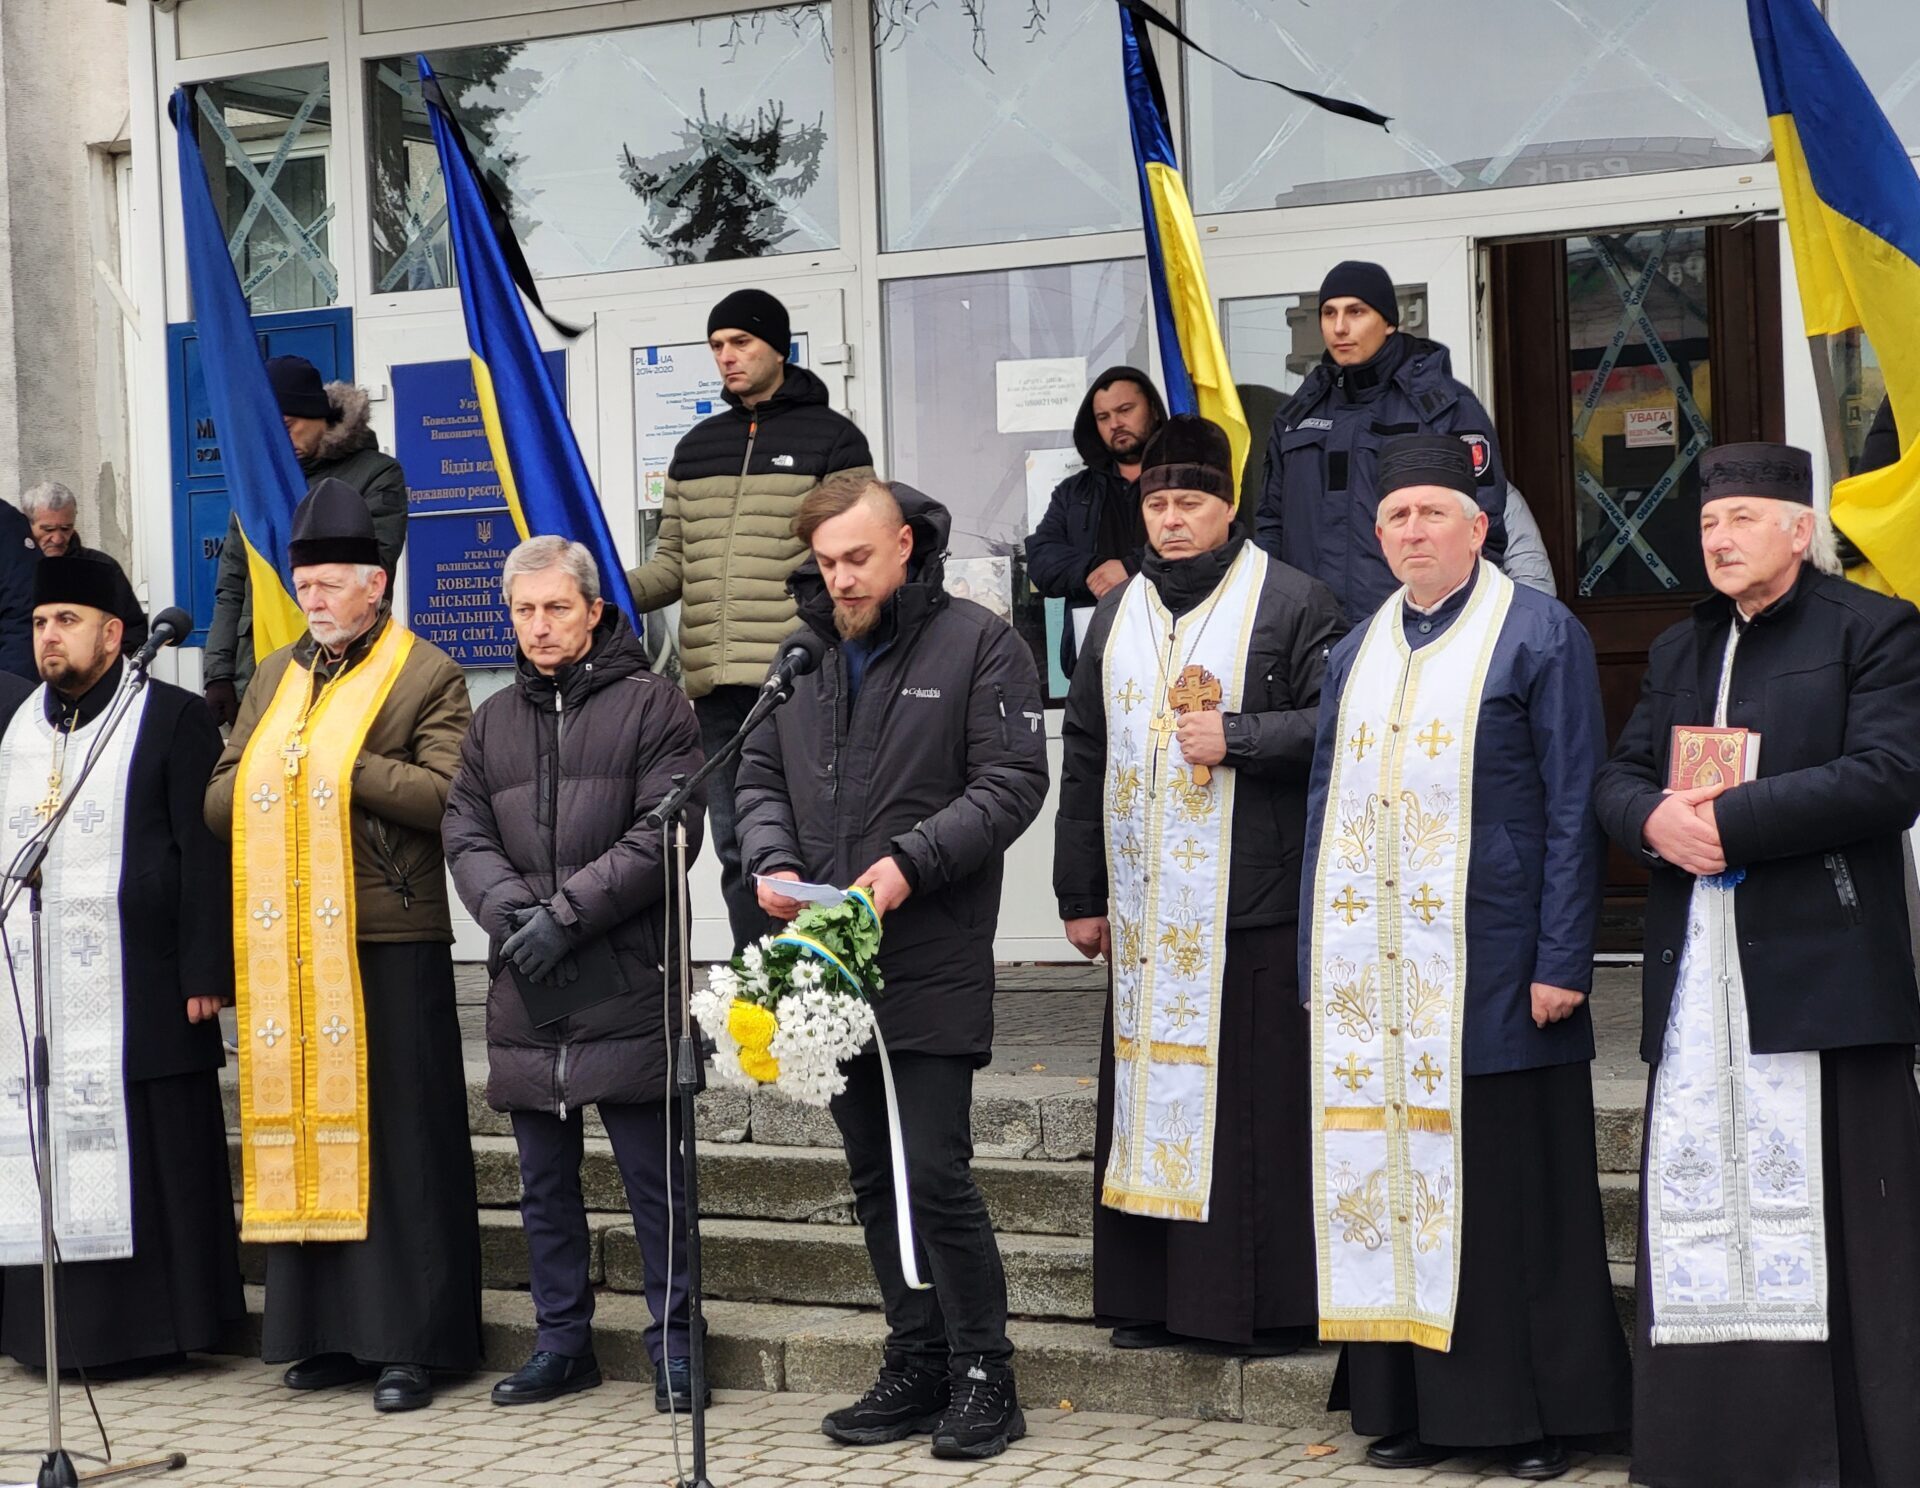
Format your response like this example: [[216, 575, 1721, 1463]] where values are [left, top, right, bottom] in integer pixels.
[[117, 0, 1917, 957]]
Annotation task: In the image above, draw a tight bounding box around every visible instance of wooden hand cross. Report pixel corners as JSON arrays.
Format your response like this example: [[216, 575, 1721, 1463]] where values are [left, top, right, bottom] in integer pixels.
[[1169, 663, 1224, 786]]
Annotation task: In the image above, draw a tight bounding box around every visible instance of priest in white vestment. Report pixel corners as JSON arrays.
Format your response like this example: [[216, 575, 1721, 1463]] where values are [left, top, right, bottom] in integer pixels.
[[0, 551, 241, 1372], [1301, 435, 1629, 1480], [1056, 414, 1343, 1354], [1596, 443, 1920, 1488]]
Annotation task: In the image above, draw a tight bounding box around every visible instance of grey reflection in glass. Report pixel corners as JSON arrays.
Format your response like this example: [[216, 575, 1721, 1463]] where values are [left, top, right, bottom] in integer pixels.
[[883, 259, 1148, 698], [875, 0, 1137, 252], [367, 6, 837, 289], [1829, 331, 1888, 475], [1832, 0, 1920, 150], [193, 64, 335, 311], [1185, 0, 1769, 213], [1567, 228, 1712, 600]]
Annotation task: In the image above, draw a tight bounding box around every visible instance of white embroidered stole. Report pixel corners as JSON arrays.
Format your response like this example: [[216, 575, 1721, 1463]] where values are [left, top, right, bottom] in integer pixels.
[[1646, 625, 1828, 1344], [0, 680, 149, 1264], [1310, 560, 1513, 1350], [1100, 544, 1267, 1222]]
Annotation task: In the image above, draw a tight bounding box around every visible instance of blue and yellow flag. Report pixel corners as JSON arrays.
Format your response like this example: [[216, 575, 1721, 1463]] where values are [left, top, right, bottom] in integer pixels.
[[418, 58, 635, 618], [1119, 7, 1250, 502], [169, 88, 308, 662], [1751, 0, 1920, 598]]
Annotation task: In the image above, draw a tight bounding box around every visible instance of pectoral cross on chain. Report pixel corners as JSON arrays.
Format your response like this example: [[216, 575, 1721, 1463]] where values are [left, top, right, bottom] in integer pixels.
[[1168, 664, 1225, 786], [280, 734, 309, 781], [33, 775, 62, 823]]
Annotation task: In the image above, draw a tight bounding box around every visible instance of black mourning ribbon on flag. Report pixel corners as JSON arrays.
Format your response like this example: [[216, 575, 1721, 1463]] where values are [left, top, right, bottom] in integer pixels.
[[1117, 0, 1391, 129], [419, 67, 585, 340]]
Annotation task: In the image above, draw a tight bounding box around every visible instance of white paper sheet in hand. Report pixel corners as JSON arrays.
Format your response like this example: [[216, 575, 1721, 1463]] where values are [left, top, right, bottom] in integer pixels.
[[753, 875, 847, 907]]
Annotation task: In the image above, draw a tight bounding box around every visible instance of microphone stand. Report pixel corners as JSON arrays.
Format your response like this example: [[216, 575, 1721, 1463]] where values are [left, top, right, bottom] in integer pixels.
[[646, 671, 805, 1488], [1, 657, 187, 1487]]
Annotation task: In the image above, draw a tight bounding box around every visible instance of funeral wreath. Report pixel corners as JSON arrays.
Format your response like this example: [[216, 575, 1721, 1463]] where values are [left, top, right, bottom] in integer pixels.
[[696, 888, 884, 1107]]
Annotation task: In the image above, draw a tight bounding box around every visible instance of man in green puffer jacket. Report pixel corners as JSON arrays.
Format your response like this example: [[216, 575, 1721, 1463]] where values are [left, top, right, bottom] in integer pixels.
[[628, 288, 873, 952]]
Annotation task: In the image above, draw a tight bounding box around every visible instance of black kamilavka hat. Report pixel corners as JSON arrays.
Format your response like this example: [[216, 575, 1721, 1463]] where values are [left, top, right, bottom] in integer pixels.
[[288, 477, 380, 569], [1699, 442, 1814, 507]]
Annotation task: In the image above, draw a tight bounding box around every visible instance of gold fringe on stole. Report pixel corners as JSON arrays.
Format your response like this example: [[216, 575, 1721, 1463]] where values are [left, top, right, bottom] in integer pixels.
[[1321, 1108, 1387, 1131], [1318, 1318, 1455, 1352], [1112, 1036, 1214, 1066], [233, 624, 414, 1244], [1406, 1107, 1452, 1132], [1100, 1182, 1206, 1221]]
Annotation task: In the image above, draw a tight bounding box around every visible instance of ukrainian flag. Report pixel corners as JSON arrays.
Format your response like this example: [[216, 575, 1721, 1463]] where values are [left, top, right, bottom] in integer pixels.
[[418, 58, 635, 618], [1119, 6, 1250, 503], [1751, 0, 1920, 598], [170, 88, 307, 662]]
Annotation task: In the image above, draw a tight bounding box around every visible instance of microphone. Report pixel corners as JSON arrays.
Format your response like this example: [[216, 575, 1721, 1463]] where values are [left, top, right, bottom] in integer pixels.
[[762, 629, 827, 695], [128, 607, 193, 671]]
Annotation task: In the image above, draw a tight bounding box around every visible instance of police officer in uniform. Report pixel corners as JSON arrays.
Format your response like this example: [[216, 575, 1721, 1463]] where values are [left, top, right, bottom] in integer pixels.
[[1254, 260, 1508, 621]]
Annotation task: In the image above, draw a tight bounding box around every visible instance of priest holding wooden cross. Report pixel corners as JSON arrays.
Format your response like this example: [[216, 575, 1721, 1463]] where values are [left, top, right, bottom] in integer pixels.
[[1056, 414, 1343, 1355]]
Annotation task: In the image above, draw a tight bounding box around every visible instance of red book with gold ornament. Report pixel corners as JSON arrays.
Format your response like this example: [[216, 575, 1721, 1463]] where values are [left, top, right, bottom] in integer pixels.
[[1667, 726, 1760, 791]]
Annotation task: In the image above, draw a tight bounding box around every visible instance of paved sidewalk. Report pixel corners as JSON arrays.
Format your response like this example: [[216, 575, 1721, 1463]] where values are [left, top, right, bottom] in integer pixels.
[[0, 1357, 1632, 1487]]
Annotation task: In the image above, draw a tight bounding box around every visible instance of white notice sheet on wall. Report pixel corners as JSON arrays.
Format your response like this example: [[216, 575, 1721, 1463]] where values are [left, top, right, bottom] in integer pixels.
[[996, 357, 1085, 434], [1024, 446, 1085, 530], [632, 335, 811, 508]]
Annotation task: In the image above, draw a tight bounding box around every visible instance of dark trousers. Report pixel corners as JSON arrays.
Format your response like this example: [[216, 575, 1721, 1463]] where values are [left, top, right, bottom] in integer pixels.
[[511, 1102, 691, 1367], [830, 1048, 1011, 1373], [694, 684, 776, 954]]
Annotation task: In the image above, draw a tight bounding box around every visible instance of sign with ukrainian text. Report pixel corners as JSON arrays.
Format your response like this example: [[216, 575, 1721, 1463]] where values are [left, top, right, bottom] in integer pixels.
[[394, 353, 566, 515], [407, 509, 518, 667]]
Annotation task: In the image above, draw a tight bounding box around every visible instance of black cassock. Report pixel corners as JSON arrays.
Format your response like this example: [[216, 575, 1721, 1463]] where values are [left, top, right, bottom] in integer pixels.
[[0, 668, 244, 1368], [1093, 923, 1318, 1347], [258, 940, 482, 1371], [1633, 1042, 1920, 1488], [1331, 1061, 1633, 1450]]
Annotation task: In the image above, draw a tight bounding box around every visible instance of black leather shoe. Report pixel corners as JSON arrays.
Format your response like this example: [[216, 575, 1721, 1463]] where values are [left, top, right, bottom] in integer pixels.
[[654, 1356, 711, 1415], [492, 1350, 602, 1406], [1507, 1437, 1570, 1481], [372, 1364, 432, 1413], [1365, 1431, 1451, 1470], [1110, 1323, 1184, 1350], [283, 1353, 372, 1392]]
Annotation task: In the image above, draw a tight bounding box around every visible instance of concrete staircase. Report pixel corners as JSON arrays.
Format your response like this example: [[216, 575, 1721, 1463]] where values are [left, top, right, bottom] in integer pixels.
[[220, 1057, 1651, 1425]]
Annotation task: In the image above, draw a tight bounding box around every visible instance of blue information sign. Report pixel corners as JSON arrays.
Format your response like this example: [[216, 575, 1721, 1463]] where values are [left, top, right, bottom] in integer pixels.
[[407, 509, 519, 667], [392, 353, 566, 515]]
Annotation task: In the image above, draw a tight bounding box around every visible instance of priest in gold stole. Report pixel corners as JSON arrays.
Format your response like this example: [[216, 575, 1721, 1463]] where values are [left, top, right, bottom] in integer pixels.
[[1056, 415, 1343, 1354], [206, 479, 481, 1413], [1301, 436, 1628, 1481]]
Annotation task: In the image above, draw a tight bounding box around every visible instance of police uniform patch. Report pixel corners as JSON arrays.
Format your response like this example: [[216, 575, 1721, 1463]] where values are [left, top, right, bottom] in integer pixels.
[[1459, 432, 1493, 485]]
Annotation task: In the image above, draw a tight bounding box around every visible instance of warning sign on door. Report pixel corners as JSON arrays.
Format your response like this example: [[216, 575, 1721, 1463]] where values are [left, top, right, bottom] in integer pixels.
[[1625, 406, 1677, 448]]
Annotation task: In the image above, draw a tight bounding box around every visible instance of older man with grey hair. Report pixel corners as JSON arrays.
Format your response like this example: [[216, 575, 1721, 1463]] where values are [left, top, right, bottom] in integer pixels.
[[443, 534, 709, 1414], [207, 477, 479, 1413], [20, 480, 79, 557]]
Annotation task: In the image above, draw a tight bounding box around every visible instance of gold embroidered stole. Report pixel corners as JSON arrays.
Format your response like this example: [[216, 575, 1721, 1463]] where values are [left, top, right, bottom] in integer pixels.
[[1099, 545, 1266, 1222], [234, 624, 414, 1241], [1309, 561, 1512, 1350]]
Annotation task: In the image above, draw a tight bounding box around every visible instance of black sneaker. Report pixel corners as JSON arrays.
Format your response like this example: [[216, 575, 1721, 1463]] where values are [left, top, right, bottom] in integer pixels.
[[653, 1356, 711, 1415], [930, 1362, 1025, 1461], [820, 1361, 949, 1445]]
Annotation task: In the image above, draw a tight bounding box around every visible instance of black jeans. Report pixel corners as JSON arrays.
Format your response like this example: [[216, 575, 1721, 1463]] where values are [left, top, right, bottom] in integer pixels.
[[694, 684, 775, 954], [511, 1102, 692, 1367], [830, 1048, 1011, 1374]]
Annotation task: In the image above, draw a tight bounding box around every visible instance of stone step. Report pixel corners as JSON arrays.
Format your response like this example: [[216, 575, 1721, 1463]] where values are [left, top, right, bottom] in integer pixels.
[[614, 1217, 1095, 1320], [1601, 1172, 1639, 1267], [230, 1285, 1343, 1426]]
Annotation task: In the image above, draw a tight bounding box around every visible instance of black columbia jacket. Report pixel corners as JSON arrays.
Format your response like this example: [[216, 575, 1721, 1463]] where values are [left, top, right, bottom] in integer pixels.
[[734, 487, 1049, 1061]]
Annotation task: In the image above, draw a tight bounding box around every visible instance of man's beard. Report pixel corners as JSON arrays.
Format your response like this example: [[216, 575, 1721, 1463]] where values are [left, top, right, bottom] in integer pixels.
[[308, 611, 370, 653], [1106, 430, 1144, 459], [833, 600, 881, 640]]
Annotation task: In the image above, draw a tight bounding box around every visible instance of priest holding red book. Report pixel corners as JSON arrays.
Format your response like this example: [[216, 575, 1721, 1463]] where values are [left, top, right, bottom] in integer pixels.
[[1595, 442, 1920, 1488]]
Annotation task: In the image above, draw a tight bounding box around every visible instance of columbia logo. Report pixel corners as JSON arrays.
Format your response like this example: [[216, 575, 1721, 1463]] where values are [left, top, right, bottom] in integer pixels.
[[901, 686, 942, 699], [771, 454, 795, 468]]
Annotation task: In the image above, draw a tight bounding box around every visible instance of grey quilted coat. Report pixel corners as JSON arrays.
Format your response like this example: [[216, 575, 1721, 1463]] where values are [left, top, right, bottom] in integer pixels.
[[442, 608, 706, 1114]]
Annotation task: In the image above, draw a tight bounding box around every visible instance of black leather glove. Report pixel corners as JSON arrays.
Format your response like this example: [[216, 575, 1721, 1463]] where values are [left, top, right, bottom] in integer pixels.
[[502, 905, 572, 983], [204, 678, 240, 729]]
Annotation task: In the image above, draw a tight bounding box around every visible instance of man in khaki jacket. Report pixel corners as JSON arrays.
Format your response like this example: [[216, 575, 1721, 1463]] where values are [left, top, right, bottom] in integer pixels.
[[628, 288, 872, 951], [206, 478, 480, 1414]]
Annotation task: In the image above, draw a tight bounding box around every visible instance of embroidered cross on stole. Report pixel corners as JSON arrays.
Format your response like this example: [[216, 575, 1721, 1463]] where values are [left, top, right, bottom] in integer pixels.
[[1309, 560, 1513, 1351], [1099, 546, 1267, 1223], [233, 625, 414, 1242]]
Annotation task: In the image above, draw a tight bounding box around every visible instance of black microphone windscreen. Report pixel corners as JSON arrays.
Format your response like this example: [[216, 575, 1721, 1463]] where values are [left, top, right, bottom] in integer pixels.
[[781, 629, 827, 678], [149, 607, 194, 644]]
